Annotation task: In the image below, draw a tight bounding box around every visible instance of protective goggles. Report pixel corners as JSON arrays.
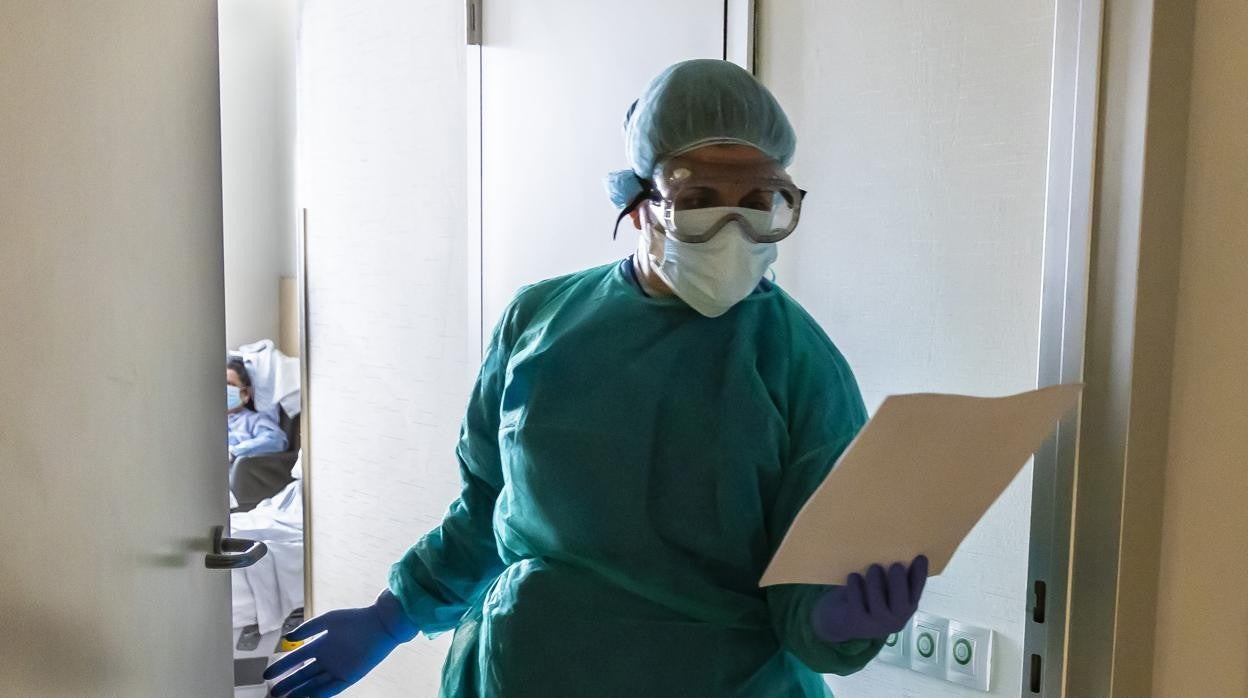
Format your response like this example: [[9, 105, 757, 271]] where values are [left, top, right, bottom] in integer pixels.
[[648, 158, 806, 244]]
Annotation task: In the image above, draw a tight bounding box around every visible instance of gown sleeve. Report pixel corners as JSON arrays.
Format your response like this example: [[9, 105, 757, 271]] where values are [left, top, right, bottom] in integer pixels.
[[387, 307, 515, 633], [764, 313, 887, 675], [229, 413, 288, 458]]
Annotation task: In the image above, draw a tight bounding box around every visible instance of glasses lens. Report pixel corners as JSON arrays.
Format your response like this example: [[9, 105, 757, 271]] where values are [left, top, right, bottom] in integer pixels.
[[671, 186, 721, 212], [766, 189, 798, 237]]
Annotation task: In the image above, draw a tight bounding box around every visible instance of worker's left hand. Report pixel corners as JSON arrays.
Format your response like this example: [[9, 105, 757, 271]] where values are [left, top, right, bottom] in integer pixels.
[[810, 555, 928, 644]]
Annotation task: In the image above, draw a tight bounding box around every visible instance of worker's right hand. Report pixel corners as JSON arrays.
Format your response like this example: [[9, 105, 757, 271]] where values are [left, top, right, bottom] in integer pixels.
[[264, 590, 419, 698], [810, 555, 928, 644]]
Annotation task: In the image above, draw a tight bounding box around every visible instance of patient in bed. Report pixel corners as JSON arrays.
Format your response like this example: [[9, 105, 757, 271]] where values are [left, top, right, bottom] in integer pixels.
[[227, 359, 288, 460]]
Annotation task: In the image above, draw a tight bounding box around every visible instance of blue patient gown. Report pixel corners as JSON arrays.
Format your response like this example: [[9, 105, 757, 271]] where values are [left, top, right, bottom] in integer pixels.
[[389, 260, 884, 696], [228, 409, 287, 459]]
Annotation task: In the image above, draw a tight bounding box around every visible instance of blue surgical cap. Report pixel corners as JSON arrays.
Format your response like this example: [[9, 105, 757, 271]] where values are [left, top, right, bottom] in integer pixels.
[[605, 59, 797, 209]]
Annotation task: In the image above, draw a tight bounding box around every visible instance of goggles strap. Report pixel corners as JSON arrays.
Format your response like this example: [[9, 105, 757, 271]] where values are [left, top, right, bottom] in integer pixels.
[[612, 187, 653, 241]]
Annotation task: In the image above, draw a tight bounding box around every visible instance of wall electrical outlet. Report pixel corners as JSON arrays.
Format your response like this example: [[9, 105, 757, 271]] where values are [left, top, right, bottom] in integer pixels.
[[945, 620, 994, 691], [908, 612, 948, 678], [877, 624, 910, 667]]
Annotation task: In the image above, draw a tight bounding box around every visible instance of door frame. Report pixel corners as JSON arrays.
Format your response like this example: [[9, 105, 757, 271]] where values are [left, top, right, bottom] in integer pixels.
[[298, 207, 315, 615], [1024, 0, 1105, 694], [1061, 0, 1196, 695]]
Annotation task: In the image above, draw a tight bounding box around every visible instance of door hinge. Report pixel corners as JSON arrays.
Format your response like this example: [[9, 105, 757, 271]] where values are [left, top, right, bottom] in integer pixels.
[[467, 0, 482, 46]]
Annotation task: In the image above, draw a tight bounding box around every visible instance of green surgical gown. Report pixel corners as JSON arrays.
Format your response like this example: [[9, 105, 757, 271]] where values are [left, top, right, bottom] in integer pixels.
[[389, 261, 883, 696]]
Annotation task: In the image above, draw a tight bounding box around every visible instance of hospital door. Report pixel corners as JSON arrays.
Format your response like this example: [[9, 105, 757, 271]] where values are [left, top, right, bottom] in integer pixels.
[[1, 2, 235, 695]]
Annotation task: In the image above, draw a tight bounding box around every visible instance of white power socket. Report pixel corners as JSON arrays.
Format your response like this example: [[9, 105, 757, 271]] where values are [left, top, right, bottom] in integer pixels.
[[946, 619, 994, 691], [908, 612, 948, 678], [877, 624, 910, 667], [872, 613, 995, 692]]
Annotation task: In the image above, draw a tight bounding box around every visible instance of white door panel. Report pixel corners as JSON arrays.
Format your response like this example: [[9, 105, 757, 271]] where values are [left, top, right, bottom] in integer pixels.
[[297, 1, 478, 693], [0, 2, 231, 695], [759, 2, 1055, 696], [480, 0, 726, 326]]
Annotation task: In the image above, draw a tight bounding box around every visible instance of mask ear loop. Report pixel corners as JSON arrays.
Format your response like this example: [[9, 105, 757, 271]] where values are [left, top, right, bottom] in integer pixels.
[[612, 186, 654, 240]]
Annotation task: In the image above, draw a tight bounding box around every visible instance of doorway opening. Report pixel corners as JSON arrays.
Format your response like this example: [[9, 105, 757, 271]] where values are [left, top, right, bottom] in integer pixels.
[[217, 1, 306, 694]]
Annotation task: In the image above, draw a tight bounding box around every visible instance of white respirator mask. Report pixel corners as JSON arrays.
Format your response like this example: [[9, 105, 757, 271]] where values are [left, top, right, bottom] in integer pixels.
[[644, 206, 778, 318]]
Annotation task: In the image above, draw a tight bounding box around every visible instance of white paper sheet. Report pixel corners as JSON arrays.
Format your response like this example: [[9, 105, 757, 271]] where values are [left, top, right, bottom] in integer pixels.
[[760, 384, 1082, 587]]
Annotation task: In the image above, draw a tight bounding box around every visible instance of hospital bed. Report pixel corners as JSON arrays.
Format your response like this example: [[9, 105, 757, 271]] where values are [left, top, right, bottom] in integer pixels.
[[230, 405, 301, 511], [231, 463, 305, 693], [225, 341, 305, 692]]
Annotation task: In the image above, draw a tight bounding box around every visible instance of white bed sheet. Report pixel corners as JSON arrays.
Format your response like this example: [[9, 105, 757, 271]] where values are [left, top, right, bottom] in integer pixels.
[[231, 475, 304, 634]]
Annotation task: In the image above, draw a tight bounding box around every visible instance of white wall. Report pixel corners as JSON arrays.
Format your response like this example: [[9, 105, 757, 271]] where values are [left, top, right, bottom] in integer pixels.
[[297, 1, 474, 694], [478, 0, 723, 326], [759, 2, 1054, 695], [1152, 2, 1248, 695], [219, 0, 297, 349]]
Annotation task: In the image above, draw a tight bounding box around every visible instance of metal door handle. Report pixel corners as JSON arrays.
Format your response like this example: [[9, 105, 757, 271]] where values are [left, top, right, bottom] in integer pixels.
[[204, 525, 267, 569]]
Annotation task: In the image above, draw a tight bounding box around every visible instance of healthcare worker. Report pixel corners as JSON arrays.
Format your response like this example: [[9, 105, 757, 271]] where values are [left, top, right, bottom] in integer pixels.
[[265, 59, 928, 698]]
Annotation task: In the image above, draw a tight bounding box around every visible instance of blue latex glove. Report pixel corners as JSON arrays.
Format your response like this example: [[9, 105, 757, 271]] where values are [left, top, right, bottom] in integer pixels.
[[811, 555, 929, 644], [264, 590, 419, 698]]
